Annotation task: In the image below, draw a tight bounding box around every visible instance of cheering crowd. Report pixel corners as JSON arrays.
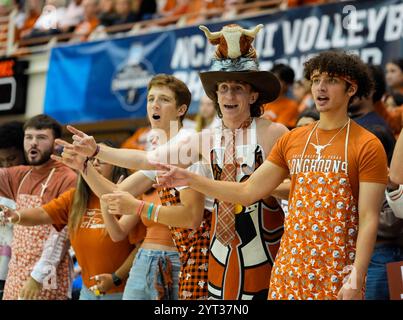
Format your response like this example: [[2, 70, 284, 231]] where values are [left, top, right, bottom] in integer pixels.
[[0, 22, 403, 300]]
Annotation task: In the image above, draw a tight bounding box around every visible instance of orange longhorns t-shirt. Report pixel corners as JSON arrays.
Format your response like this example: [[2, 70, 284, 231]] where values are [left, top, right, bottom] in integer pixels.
[[43, 189, 146, 294], [267, 120, 388, 201]]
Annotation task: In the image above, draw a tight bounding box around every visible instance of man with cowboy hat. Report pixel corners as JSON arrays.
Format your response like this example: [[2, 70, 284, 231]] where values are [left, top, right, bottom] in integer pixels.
[[55, 23, 289, 300], [155, 51, 389, 300]]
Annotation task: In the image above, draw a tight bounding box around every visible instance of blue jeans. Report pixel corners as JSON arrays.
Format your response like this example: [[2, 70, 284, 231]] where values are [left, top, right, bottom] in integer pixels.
[[123, 248, 180, 300], [79, 285, 123, 300], [365, 243, 403, 300]]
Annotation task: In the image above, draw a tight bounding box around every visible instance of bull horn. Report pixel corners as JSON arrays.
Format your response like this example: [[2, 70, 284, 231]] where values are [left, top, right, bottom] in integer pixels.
[[242, 24, 264, 38], [199, 25, 222, 40]]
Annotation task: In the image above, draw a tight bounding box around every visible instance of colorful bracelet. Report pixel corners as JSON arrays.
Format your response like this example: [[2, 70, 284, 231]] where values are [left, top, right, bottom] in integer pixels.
[[136, 201, 145, 217], [153, 205, 161, 223], [147, 203, 155, 220]]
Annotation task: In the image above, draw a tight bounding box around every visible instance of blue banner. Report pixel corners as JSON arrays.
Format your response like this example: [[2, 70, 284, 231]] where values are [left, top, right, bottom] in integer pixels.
[[44, 0, 403, 124]]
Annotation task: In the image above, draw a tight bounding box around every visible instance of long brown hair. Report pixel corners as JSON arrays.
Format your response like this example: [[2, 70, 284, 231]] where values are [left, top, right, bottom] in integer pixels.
[[68, 140, 130, 233]]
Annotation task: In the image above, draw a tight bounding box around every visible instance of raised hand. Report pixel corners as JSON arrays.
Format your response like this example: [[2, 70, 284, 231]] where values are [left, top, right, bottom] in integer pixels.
[[51, 139, 86, 171], [152, 161, 192, 188], [101, 191, 139, 215], [55, 125, 98, 158]]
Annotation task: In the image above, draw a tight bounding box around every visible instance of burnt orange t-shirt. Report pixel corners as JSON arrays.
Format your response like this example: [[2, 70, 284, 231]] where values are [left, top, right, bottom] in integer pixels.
[[43, 189, 146, 294], [262, 96, 299, 129], [268, 120, 388, 201], [140, 189, 176, 248]]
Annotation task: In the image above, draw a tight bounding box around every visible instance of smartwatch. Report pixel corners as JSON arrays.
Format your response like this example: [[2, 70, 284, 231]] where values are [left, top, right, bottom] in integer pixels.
[[111, 272, 122, 286]]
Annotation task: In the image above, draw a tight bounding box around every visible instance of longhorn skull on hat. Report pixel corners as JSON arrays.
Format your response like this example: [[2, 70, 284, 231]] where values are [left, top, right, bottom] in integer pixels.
[[199, 24, 263, 60]]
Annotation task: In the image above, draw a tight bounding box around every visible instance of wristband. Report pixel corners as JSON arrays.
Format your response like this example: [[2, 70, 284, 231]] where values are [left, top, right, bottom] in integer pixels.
[[147, 203, 155, 220], [91, 144, 100, 158], [153, 205, 161, 223], [136, 201, 145, 217], [13, 210, 21, 224]]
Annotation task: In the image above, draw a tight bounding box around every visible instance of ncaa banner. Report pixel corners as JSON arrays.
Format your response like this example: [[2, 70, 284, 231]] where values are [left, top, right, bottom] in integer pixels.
[[44, 0, 403, 124]]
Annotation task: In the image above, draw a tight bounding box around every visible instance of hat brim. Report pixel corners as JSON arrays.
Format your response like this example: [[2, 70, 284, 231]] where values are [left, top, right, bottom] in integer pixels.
[[199, 71, 280, 105]]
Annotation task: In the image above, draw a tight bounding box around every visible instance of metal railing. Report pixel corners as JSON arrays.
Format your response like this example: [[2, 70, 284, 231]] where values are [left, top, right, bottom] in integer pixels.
[[2, 0, 285, 57]]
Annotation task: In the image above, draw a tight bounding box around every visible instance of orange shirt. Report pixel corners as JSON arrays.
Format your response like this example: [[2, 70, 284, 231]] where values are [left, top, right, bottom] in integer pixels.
[[73, 17, 99, 41], [121, 127, 176, 248], [268, 120, 388, 201], [120, 127, 150, 150], [43, 189, 146, 294], [262, 96, 299, 129], [140, 189, 176, 247], [374, 101, 402, 136]]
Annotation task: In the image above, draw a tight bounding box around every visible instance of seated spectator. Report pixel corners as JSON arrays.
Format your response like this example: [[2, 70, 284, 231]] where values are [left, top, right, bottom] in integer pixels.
[[194, 94, 219, 132], [349, 65, 396, 138], [293, 79, 314, 113], [385, 58, 403, 109], [136, 0, 156, 21], [262, 63, 299, 129], [295, 109, 319, 128], [71, 0, 99, 42], [111, 0, 138, 26], [97, 0, 116, 26], [59, 0, 85, 32], [24, 0, 67, 38], [14, 0, 42, 40]]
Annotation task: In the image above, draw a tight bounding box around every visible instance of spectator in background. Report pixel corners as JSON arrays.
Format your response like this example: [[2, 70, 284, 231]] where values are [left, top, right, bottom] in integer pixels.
[[390, 130, 403, 184], [194, 94, 219, 132], [0, 114, 77, 300], [14, 0, 42, 40], [364, 124, 403, 300], [111, 0, 137, 26], [24, 0, 66, 38], [348, 65, 396, 142], [295, 108, 319, 128], [0, 121, 25, 168], [136, 0, 156, 21], [262, 63, 299, 129], [71, 0, 99, 42], [293, 79, 314, 114], [0, 120, 25, 300], [98, 0, 115, 26], [1, 140, 145, 300], [385, 59, 403, 109], [59, 0, 84, 32]]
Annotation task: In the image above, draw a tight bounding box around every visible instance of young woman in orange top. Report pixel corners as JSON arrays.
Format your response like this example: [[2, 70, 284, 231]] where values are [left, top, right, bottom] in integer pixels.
[[1, 141, 144, 300]]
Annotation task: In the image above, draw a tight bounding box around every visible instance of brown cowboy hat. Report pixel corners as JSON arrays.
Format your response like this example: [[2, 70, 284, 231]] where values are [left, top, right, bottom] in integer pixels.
[[199, 70, 280, 105]]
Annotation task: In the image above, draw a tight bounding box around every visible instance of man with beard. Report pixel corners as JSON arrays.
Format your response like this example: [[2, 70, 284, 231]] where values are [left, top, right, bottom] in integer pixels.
[[0, 114, 77, 300]]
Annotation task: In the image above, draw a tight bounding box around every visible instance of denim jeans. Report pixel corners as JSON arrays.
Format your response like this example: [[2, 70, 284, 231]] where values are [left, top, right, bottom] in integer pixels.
[[365, 243, 403, 300], [123, 248, 180, 300], [79, 285, 123, 300]]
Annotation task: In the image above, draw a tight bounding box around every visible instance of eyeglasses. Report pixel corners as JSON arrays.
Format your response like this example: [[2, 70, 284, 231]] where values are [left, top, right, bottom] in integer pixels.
[[217, 83, 250, 95]]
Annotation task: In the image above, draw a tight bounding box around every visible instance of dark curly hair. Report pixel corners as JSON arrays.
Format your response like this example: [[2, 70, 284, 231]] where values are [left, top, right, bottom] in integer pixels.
[[303, 51, 374, 102]]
